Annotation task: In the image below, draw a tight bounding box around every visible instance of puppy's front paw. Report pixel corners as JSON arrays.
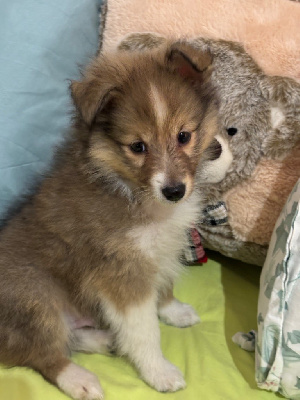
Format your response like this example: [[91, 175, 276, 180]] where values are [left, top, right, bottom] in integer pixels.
[[158, 299, 200, 328], [142, 359, 186, 392]]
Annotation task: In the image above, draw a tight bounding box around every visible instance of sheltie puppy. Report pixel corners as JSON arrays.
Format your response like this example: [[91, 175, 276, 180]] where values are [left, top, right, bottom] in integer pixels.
[[0, 41, 219, 399]]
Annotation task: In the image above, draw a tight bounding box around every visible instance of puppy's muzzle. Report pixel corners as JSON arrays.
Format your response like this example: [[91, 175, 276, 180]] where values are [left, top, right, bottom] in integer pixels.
[[162, 183, 186, 202]]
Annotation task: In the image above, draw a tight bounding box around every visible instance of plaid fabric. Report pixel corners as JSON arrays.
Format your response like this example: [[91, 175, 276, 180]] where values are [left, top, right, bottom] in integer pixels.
[[184, 201, 228, 264], [184, 227, 208, 264], [200, 201, 228, 226]]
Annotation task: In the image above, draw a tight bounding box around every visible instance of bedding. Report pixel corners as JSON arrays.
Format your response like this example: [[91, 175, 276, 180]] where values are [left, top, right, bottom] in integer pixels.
[[256, 179, 300, 399], [233, 180, 300, 399]]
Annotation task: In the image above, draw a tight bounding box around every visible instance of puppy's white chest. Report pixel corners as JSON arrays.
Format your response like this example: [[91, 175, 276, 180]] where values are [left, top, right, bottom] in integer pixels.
[[128, 195, 200, 271], [131, 221, 172, 260]]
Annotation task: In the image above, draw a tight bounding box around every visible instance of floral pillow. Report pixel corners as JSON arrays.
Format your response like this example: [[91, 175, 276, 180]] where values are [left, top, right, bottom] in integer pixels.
[[256, 178, 300, 399]]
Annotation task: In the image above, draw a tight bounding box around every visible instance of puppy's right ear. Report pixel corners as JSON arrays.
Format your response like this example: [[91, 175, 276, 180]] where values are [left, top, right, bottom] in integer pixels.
[[166, 42, 213, 84], [70, 78, 115, 126]]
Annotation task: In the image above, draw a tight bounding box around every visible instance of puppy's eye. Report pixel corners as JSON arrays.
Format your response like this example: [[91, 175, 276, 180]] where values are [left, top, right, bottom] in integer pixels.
[[130, 141, 147, 153], [227, 127, 238, 136], [177, 131, 191, 145]]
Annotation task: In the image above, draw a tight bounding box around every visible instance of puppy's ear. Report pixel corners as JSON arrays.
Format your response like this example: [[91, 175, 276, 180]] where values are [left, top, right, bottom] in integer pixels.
[[70, 78, 116, 126], [166, 42, 213, 82]]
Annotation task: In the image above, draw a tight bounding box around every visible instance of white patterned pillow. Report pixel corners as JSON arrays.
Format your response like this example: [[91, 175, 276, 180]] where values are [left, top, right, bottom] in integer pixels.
[[256, 178, 300, 398]]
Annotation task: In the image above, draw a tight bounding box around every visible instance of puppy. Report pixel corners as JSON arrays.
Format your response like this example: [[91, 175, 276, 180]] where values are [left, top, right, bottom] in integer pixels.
[[0, 42, 219, 399]]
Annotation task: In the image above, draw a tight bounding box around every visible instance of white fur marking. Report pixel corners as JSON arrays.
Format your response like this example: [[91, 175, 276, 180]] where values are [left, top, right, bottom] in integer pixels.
[[151, 172, 166, 201], [270, 106, 285, 129], [102, 295, 186, 392], [201, 135, 233, 183], [158, 298, 200, 328], [57, 363, 103, 400], [150, 84, 168, 129]]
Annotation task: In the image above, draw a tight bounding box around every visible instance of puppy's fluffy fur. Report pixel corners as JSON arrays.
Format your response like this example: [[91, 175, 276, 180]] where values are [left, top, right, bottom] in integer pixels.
[[0, 42, 219, 399]]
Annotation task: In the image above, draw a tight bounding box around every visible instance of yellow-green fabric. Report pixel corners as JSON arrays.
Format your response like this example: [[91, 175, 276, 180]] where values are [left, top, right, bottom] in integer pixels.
[[0, 254, 279, 400]]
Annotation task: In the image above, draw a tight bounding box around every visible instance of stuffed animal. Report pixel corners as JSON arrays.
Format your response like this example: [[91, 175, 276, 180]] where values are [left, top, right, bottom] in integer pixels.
[[117, 33, 300, 266]]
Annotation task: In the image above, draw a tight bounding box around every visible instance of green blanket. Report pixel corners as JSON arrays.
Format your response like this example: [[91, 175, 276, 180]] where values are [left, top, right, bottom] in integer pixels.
[[0, 254, 278, 400]]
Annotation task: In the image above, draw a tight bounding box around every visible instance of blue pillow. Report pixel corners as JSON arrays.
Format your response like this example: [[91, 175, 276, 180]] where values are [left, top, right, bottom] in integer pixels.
[[0, 0, 102, 220]]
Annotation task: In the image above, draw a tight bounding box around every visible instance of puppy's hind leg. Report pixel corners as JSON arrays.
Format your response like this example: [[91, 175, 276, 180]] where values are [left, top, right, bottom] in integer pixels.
[[23, 313, 104, 400], [56, 361, 104, 400], [28, 318, 104, 400], [0, 268, 103, 400]]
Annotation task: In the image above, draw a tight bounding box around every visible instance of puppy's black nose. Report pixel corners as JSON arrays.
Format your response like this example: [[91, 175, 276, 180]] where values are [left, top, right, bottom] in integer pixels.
[[162, 184, 186, 202]]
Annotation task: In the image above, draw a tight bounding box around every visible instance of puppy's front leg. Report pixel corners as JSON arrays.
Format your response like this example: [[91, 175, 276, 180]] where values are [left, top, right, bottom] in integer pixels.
[[102, 292, 186, 392], [158, 287, 200, 328]]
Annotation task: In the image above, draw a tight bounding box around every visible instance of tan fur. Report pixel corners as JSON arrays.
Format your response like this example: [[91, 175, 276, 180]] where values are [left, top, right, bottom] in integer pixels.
[[0, 42, 218, 399]]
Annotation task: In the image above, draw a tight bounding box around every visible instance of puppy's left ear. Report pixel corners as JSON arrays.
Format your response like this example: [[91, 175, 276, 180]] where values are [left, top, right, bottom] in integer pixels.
[[70, 77, 116, 126], [166, 42, 213, 83]]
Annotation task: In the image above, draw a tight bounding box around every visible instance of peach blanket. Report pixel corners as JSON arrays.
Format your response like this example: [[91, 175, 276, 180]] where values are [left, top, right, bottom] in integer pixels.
[[102, 0, 300, 80]]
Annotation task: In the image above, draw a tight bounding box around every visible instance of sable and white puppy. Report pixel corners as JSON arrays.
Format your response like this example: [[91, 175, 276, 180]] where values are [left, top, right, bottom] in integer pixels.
[[0, 42, 219, 399]]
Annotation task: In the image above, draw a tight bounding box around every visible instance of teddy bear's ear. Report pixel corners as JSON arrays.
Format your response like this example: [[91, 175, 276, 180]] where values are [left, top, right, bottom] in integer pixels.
[[166, 42, 213, 82], [70, 78, 116, 126], [118, 32, 167, 52]]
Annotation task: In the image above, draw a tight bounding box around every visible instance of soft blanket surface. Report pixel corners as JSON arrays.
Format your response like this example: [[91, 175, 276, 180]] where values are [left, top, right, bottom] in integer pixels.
[[101, 0, 300, 80], [0, 255, 277, 400]]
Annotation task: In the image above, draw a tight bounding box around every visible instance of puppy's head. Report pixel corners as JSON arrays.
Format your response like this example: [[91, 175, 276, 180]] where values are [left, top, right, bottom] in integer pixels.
[[71, 42, 219, 204]]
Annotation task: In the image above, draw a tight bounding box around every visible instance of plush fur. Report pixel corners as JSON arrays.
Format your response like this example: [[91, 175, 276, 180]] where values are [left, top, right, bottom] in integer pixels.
[[0, 42, 219, 399], [116, 32, 300, 266]]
